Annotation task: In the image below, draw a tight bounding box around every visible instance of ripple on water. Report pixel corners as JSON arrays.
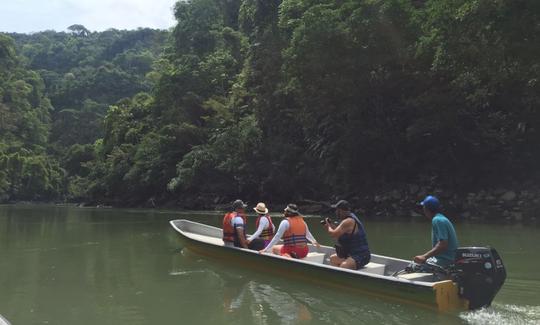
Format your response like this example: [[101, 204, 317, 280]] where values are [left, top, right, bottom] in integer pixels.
[[460, 304, 540, 325], [168, 270, 209, 276]]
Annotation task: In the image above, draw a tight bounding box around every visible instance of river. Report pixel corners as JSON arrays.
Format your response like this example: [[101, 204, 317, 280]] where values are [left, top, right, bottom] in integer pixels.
[[0, 205, 538, 324]]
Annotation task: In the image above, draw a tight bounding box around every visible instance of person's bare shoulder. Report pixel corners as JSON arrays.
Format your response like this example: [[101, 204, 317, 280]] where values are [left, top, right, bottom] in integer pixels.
[[341, 217, 355, 229]]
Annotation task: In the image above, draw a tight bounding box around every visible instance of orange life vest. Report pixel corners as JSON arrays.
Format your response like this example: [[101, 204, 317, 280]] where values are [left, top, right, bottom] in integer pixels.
[[282, 216, 307, 247], [222, 212, 246, 243], [255, 215, 274, 240]]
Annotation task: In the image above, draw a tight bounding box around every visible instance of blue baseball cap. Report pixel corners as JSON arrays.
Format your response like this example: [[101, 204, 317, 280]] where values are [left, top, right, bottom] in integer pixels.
[[420, 195, 440, 212]]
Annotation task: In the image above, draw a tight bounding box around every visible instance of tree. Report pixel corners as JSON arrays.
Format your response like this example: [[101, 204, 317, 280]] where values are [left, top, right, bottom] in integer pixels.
[[67, 24, 90, 37]]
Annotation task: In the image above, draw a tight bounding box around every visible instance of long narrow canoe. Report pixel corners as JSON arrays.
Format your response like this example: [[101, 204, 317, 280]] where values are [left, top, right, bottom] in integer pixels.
[[169, 219, 468, 312]]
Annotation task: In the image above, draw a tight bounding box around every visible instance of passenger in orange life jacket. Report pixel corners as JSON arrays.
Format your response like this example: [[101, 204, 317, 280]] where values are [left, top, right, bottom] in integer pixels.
[[260, 204, 320, 259], [247, 202, 275, 251], [222, 199, 249, 248]]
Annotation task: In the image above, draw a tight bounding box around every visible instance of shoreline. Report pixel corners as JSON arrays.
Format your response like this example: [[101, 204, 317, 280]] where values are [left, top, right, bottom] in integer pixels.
[[3, 183, 539, 224]]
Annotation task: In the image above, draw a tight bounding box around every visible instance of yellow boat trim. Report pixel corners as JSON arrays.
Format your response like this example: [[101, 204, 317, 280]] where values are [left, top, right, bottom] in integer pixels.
[[433, 280, 469, 311]]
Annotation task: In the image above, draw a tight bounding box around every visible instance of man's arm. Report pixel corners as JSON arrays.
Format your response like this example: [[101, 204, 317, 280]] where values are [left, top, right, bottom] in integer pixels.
[[235, 226, 249, 248], [414, 217, 450, 264], [247, 217, 267, 242], [232, 216, 249, 248], [305, 222, 320, 248], [325, 218, 354, 239], [414, 240, 448, 263], [261, 220, 288, 253]]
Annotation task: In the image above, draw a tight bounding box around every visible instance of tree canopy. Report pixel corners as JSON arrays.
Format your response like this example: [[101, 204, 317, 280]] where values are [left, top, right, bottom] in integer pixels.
[[1, 1, 539, 211]]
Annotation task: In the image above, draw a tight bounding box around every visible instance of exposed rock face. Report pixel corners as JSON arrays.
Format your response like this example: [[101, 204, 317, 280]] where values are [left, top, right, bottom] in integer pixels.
[[171, 183, 539, 223], [334, 185, 540, 222]]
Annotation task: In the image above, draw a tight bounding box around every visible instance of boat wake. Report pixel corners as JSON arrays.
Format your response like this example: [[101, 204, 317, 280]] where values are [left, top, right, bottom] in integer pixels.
[[460, 303, 540, 325], [168, 270, 209, 276]]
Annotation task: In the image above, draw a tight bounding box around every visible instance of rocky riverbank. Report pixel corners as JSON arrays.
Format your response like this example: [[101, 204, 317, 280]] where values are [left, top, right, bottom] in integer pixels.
[[70, 183, 540, 223], [297, 185, 540, 223]]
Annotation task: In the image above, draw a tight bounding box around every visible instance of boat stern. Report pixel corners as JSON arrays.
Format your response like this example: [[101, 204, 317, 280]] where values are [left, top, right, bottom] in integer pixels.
[[433, 280, 469, 312]]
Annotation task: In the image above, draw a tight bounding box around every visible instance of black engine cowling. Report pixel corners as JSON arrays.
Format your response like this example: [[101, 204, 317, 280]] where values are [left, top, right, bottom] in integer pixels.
[[452, 247, 506, 310]]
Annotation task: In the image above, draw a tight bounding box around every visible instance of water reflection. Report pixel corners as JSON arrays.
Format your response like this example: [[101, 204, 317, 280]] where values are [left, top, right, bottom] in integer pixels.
[[1, 205, 539, 325], [224, 280, 313, 324], [169, 241, 540, 325], [169, 247, 459, 325], [170, 249, 316, 324]]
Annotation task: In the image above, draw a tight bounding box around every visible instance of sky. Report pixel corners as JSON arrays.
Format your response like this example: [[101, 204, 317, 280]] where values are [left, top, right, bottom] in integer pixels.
[[0, 0, 177, 33]]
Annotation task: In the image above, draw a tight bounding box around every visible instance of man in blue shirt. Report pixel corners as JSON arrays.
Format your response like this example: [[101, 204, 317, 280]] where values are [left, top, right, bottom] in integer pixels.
[[414, 195, 459, 267]]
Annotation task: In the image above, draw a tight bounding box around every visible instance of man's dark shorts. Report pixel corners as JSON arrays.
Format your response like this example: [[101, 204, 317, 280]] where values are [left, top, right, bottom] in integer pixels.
[[352, 253, 371, 270]]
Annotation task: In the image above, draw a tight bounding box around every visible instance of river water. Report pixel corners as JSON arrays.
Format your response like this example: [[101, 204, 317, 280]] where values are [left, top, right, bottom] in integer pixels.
[[0, 205, 538, 325]]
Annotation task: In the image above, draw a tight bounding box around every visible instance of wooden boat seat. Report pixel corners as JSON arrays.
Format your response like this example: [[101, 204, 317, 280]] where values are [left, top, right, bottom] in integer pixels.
[[397, 272, 435, 282], [361, 262, 386, 275], [303, 252, 326, 263]]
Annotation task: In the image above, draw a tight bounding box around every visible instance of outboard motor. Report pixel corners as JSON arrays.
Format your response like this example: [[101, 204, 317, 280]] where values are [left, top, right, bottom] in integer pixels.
[[452, 247, 506, 310]]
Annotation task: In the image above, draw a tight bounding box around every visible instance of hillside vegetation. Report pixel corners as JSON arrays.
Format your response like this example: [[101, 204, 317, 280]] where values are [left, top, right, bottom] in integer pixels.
[[1, 1, 539, 219]]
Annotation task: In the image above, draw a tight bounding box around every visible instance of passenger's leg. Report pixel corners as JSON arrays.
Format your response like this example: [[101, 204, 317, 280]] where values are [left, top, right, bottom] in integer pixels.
[[296, 245, 309, 259], [278, 245, 292, 258], [272, 245, 282, 255], [339, 257, 358, 270], [330, 253, 345, 266], [248, 238, 265, 250]]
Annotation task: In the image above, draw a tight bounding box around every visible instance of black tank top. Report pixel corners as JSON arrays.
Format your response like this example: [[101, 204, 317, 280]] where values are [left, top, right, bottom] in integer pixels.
[[337, 213, 370, 256]]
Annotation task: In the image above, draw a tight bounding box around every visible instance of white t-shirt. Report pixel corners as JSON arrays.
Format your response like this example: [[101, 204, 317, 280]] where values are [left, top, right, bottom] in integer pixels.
[[231, 215, 244, 228]]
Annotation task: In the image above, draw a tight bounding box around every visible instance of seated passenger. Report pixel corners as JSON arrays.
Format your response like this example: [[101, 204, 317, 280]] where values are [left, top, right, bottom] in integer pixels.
[[413, 195, 459, 268], [222, 199, 249, 248], [324, 200, 371, 270], [247, 202, 275, 251], [260, 204, 319, 259]]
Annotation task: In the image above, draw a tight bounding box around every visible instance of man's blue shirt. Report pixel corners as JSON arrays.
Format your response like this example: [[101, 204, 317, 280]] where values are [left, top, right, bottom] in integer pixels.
[[431, 213, 459, 266]]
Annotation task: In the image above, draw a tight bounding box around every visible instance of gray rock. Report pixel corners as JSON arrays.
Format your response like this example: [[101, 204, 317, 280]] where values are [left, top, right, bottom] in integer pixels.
[[493, 188, 506, 196], [500, 191, 517, 201], [511, 212, 523, 221]]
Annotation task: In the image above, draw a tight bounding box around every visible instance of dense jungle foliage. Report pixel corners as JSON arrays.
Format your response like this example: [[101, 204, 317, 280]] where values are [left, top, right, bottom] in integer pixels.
[[1, 0, 539, 208]]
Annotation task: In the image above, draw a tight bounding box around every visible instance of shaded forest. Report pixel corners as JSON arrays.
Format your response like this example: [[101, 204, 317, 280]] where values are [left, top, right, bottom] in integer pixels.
[[1, 0, 539, 218]]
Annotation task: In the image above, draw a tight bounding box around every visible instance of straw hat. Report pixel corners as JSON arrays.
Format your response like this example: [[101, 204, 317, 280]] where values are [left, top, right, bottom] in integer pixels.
[[253, 202, 269, 214]]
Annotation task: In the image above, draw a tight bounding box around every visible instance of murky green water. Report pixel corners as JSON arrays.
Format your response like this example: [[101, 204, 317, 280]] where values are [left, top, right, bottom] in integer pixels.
[[0, 205, 538, 325]]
